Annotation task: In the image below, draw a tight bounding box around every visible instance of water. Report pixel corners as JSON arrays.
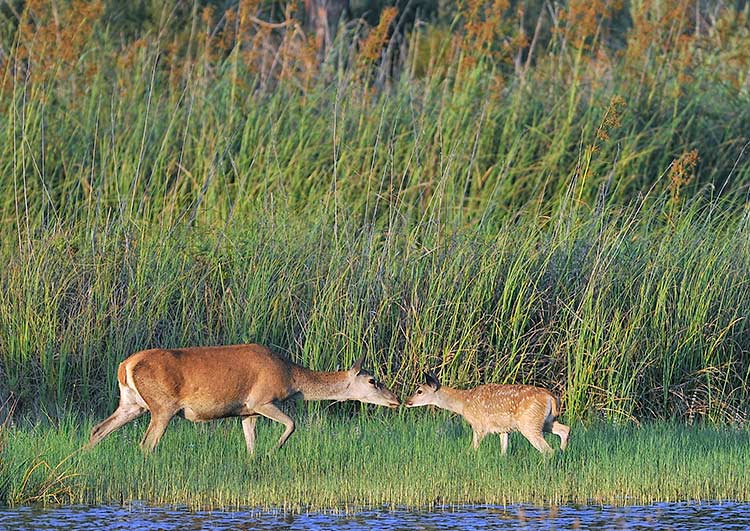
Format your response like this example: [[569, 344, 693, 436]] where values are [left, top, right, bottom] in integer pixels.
[[2, 503, 750, 530]]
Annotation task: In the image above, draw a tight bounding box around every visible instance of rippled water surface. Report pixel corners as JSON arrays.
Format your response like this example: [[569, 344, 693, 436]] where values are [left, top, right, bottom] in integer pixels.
[[2, 503, 750, 530]]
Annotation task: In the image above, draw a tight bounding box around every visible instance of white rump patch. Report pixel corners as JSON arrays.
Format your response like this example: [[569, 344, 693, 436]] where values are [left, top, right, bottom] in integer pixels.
[[124, 365, 149, 409]]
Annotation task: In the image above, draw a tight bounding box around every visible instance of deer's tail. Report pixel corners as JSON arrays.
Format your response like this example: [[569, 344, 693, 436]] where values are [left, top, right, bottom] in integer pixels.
[[550, 394, 561, 419]]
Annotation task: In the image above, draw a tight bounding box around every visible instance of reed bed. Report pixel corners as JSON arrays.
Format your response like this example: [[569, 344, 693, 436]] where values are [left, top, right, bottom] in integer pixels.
[[2, 200, 750, 423]]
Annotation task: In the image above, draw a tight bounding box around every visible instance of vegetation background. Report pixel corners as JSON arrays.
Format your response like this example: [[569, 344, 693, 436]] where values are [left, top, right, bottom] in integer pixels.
[[1, 0, 749, 428]]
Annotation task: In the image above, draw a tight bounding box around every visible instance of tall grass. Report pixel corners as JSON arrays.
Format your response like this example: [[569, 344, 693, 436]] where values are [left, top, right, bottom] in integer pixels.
[[0, 0, 749, 425], [2, 200, 749, 422]]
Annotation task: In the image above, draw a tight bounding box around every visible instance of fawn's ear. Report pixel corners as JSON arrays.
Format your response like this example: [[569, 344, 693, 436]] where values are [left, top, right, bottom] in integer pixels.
[[425, 371, 441, 391], [350, 353, 366, 373]]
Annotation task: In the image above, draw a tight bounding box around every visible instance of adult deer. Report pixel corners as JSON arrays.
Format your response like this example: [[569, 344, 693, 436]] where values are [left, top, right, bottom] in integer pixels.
[[405, 373, 569, 454], [87, 343, 399, 453]]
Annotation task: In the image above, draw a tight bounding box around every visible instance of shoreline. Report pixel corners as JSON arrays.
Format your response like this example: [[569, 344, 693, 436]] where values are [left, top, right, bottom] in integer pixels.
[[3, 413, 748, 510]]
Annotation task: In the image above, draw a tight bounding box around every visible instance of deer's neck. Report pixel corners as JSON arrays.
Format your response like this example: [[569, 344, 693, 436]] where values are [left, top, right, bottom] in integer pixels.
[[437, 387, 468, 415], [290, 365, 351, 401]]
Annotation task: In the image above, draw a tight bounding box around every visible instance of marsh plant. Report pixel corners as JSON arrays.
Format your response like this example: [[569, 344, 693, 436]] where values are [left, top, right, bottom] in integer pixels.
[[0, 0, 749, 438]]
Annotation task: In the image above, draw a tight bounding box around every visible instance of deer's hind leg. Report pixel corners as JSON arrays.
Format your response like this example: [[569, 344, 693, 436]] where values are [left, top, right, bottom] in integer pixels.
[[520, 417, 554, 455], [520, 428, 553, 454], [129, 363, 182, 453], [551, 421, 570, 450], [87, 385, 146, 449], [139, 409, 176, 452]]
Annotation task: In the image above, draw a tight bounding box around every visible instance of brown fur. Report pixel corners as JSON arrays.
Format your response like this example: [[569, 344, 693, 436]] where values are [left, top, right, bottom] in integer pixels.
[[88, 343, 398, 453]]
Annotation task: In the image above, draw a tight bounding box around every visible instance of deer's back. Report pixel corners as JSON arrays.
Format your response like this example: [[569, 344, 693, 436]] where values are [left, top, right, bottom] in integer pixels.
[[121, 343, 296, 418], [463, 384, 557, 433]]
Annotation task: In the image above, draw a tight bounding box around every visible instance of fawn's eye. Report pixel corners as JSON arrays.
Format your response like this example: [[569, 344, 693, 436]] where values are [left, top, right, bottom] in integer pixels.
[[417, 389, 423, 394], [369, 378, 376, 385]]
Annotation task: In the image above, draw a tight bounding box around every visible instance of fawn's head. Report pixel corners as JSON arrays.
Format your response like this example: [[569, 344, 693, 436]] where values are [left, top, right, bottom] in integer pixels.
[[404, 372, 442, 407]]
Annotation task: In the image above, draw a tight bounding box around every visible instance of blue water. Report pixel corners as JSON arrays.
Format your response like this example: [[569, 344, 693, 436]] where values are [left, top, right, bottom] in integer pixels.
[[2, 503, 750, 530]]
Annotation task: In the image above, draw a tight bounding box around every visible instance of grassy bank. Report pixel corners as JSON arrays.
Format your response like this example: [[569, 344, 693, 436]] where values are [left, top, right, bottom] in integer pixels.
[[2, 412, 749, 510]]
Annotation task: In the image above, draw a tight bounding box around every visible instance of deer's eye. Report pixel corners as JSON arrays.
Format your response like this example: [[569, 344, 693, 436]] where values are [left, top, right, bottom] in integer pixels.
[[369, 378, 376, 385], [417, 389, 423, 394]]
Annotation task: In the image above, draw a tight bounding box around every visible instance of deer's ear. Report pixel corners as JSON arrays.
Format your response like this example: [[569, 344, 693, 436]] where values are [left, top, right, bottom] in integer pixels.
[[351, 353, 366, 373], [425, 371, 441, 391]]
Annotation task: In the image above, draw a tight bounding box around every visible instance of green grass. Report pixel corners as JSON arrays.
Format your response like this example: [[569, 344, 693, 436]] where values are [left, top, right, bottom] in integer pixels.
[[1, 0, 749, 485], [2, 411, 749, 510], [2, 202, 749, 423]]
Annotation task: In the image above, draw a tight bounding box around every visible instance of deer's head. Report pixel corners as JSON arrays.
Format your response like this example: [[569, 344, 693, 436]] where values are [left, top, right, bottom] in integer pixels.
[[404, 372, 441, 407], [344, 354, 400, 408]]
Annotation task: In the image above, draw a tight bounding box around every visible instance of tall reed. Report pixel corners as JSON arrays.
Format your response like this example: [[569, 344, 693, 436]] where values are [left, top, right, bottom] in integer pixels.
[[0, 0, 749, 424]]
